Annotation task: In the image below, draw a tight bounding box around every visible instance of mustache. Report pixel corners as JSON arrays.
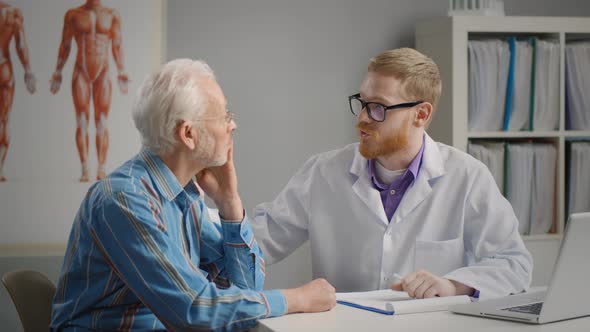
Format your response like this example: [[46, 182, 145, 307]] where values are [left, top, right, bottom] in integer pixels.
[[355, 122, 377, 134]]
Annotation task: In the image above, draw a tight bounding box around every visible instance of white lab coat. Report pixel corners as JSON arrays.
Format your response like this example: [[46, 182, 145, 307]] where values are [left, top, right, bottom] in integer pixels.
[[252, 134, 532, 298]]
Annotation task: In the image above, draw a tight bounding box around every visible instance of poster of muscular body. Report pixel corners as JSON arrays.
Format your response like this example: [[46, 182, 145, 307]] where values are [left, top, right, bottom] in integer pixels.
[[0, 1, 36, 182], [50, 0, 129, 182], [0, 0, 160, 248]]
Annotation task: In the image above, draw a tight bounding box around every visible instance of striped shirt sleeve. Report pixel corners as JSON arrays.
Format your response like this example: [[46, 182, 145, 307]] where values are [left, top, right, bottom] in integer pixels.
[[90, 191, 286, 331]]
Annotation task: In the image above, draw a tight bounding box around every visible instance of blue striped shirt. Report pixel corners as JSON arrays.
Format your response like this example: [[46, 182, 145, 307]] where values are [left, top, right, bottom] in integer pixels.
[[51, 149, 286, 331]]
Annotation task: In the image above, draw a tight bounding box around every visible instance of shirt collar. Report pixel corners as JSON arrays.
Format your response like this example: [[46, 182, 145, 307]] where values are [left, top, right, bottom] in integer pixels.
[[368, 135, 425, 190], [139, 148, 185, 201]]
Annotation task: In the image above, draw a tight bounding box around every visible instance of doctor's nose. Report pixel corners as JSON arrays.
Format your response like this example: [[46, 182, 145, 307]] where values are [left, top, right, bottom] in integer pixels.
[[357, 107, 373, 124]]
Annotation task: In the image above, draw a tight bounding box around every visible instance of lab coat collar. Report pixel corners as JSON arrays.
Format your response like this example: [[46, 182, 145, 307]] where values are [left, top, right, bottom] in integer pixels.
[[349, 133, 446, 226]]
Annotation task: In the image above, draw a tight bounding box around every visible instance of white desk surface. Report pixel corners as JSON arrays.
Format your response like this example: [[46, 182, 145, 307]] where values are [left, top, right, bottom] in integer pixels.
[[254, 303, 590, 332]]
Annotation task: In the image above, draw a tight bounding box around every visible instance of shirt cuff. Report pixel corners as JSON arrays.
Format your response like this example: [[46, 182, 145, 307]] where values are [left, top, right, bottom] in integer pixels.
[[260, 289, 288, 318], [221, 214, 254, 247]]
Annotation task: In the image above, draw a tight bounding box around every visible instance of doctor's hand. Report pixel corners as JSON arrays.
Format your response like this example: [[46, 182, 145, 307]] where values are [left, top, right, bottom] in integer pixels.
[[282, 278, 336, 314], [196, 144, 243, 220], [390, 269, 474, 298]]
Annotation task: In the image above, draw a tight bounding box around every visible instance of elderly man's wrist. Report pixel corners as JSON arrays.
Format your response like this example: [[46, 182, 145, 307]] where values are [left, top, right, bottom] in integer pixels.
[[217, 198, 243, 220]]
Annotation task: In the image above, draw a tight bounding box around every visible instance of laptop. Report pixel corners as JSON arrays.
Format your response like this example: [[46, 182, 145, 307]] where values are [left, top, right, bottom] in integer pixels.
[[451, 212, 590, 324]]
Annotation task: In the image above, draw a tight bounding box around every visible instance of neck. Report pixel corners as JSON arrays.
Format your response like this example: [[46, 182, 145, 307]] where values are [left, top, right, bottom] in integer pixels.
[[159, 150, 204, 188], [376, 132, 423, 171]]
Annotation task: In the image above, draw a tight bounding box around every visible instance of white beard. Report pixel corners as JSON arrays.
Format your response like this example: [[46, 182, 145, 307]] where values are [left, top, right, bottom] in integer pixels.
[[191, 126, 227, 167]]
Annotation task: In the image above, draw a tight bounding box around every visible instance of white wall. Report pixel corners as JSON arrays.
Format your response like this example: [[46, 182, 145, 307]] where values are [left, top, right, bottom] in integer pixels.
[[2, 0, 590, 329], [166, 0, 590, 290]]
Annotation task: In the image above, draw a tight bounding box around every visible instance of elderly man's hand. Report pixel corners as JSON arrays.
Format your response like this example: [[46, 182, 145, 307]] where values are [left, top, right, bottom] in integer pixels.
[[196, 144, 243, 220], [390, 269, 473, 298], [283, 278, 337, 313]]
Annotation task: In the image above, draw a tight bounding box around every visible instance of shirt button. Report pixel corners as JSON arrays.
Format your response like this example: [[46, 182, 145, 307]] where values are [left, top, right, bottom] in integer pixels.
[[390, 189, 396, 195]]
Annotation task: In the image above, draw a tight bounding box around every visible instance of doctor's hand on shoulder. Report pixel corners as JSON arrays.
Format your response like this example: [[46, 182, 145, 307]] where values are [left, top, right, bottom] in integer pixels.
[[391, 269, 474, 299]]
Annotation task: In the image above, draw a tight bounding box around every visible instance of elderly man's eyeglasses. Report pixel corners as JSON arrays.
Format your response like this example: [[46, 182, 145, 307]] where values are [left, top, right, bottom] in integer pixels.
[[348, 93, 422, 122], [195, 111, 235, 124]]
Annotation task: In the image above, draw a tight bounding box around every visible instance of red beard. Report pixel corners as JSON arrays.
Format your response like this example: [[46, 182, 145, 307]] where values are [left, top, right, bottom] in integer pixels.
[[356, 120, 410, 159]]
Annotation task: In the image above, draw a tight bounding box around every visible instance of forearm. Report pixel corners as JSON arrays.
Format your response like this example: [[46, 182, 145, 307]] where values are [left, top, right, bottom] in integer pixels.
[[15, 35, 31, 72], [112, 44, 126, 74], [221, 216, 265, 290], [54, 43, 70, 72]]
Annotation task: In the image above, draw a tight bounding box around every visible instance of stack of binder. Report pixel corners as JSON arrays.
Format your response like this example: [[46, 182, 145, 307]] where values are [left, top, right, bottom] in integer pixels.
[[532, 39, 560, 131], [506, 39, 533, 131], [565, 42, 590, 130], [469, 142, 557, 235], [468, 38, 560, 132], [468, 40, 510, 131], [467, 141, 505, 193], [505, 144, 535, 235], [567, 142, 590, 215], [529, 144, 557, 234]]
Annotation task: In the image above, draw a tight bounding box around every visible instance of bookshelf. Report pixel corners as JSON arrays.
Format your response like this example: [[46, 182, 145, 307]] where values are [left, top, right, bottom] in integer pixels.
[[416, 16, 590, 285]]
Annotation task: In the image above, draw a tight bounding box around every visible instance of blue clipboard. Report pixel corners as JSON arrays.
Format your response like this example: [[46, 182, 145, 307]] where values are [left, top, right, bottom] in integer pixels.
[[337, 300, 395, 315]]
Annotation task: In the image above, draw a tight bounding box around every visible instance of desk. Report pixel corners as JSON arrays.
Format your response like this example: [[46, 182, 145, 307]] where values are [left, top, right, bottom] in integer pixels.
[[254, 303, 590, 332]]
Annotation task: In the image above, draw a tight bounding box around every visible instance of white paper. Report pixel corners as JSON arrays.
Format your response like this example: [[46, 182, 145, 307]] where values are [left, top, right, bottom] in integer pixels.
[[337, 289, 471, 314]]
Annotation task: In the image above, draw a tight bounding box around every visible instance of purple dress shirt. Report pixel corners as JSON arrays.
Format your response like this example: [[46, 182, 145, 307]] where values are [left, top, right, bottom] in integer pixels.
[[368, 136, 425, 222]]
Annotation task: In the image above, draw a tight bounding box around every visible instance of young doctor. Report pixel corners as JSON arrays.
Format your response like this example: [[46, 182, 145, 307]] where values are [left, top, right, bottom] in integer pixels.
[[251, 48, 533, 299]]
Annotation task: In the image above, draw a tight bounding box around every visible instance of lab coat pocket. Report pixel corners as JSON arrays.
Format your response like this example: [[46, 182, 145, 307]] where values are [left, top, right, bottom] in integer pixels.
[[414, 237, 464, 276]]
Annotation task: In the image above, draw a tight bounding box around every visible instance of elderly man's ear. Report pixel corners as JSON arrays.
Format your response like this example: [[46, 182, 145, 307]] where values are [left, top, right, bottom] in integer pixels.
[[178, 121, 197, 150]]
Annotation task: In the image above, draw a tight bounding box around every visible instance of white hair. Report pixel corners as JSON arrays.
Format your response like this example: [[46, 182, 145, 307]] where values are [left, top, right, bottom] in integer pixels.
[[132, 59, 215, 156]]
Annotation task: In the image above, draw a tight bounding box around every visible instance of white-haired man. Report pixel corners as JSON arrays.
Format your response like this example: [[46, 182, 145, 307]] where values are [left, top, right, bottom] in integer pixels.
[[252, 48, 533, 299], [51, 59, 336, 331]]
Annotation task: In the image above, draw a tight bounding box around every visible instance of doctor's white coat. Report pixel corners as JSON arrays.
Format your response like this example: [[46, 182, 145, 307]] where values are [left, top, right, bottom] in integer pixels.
[[252, 134, 532, 298]]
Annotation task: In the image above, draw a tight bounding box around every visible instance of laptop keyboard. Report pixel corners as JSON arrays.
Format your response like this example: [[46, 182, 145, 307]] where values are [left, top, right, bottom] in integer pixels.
[[501, 302, 543, 315]]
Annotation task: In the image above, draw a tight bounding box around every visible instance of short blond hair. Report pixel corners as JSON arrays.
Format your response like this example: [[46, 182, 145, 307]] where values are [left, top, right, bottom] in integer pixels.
[[368, 48, 442, 113]]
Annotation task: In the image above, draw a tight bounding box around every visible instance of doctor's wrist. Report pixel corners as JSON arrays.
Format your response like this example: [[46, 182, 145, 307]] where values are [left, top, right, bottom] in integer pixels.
[[449, 279, 475, 296]]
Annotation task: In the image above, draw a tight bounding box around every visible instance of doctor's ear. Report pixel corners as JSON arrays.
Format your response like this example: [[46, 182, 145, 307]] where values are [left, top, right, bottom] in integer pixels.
[[414, 102, 433, 127], [177, 120, 197, 150]]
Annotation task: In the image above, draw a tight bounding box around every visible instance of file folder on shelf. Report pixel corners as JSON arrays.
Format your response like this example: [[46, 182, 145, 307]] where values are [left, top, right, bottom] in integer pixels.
[[468, 39, 510, 131], [504, 37, 533, 131], [505, 143, 535, 235], [531, 39, 560, 131], [565, 42, 590, 130], [530, 144, 557, 234], [567, 142, 590, 215], [468, 141, 505, 194]]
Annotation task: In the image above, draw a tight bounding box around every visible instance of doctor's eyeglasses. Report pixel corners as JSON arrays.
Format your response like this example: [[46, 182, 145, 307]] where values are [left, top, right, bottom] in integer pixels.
[[348, 93, 422, 122]]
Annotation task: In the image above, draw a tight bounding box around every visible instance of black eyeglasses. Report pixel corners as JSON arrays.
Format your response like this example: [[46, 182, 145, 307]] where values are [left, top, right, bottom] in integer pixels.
[[348, 93, 423, 122]]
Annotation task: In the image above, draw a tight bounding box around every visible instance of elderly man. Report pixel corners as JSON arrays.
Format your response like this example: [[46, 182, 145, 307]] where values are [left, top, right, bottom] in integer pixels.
[[51, 59, 335, 331], [252, 48, 533, 299]]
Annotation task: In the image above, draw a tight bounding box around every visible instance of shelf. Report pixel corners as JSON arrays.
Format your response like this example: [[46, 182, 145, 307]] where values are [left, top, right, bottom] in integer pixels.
[[563, 131, 590, 138], [416, 15, 590, 288], [468, 131, 590, 139], [468, 131, 560, 138], [522, 234, 562, 242]]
